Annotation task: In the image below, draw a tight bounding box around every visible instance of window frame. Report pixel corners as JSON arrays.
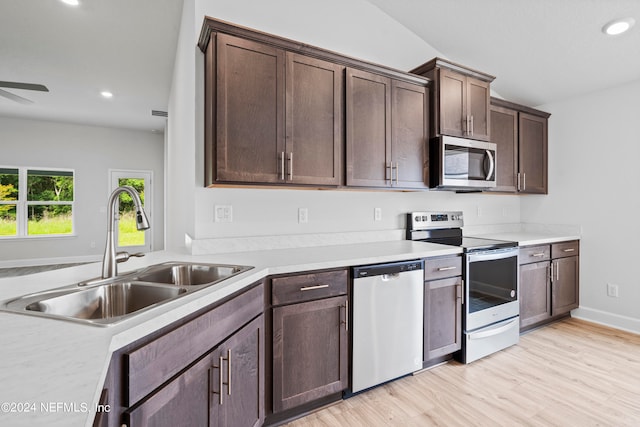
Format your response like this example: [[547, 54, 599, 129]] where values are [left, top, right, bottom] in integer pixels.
[[0, 166, 76, 239], [109, 169, 153, 253]]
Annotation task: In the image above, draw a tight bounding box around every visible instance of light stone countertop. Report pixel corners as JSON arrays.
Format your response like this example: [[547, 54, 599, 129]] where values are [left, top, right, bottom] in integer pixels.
[[0, 240, 460, 427], [469, 231, 581, 247]]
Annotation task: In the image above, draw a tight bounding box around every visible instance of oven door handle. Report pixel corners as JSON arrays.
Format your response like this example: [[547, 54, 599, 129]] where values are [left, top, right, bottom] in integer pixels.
[[485, 150, 495, 181], [467, 248, 518, 263], [468, 318, 519, 340]]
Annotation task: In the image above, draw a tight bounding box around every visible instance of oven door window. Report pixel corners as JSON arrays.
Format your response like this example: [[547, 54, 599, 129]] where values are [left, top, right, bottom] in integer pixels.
[[444, 145, 495, 182], [468, 256, 517, 313]]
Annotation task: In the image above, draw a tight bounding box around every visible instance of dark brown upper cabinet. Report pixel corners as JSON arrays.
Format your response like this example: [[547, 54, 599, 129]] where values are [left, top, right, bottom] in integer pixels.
[[489, 98, 550, 194], [346, 68, 428, 189], [213, 34, 285, 185], [411, 58, 494, 142], [210, 33, 343, 186], [199, 17, 430, 189]]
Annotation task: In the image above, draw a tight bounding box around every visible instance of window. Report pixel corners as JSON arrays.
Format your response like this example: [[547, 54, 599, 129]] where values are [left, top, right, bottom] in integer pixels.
[[0, 167, 74, 238], [110, 170, 152, 253]]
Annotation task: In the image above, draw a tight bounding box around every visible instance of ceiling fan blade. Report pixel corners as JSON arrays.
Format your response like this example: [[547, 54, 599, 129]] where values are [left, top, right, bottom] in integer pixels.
[[0, 81, 49, 92], [0, 88, 34, 104]]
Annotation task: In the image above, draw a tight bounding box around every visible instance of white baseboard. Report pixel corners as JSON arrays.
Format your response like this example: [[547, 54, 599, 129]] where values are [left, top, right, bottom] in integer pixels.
[[0, 254, 101, 269], [572, 306, 640, 335]]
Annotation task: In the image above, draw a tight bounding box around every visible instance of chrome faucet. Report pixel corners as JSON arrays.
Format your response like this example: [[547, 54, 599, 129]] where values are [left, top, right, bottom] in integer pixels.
[[102, 185, 150, 279]]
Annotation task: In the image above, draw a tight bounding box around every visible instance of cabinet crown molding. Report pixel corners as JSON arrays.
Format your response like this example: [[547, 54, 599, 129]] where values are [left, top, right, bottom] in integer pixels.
[[411, 57, 495, 82], [490, 97, 551, 118], [198, 16, 430, 86]]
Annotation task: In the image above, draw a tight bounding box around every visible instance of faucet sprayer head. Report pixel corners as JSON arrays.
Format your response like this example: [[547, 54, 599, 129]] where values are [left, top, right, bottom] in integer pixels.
[[136, 209, 150, 230]]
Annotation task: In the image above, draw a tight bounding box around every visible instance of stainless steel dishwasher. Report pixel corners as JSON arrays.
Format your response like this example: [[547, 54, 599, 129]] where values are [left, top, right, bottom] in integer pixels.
[[351, 260, 424, 393]]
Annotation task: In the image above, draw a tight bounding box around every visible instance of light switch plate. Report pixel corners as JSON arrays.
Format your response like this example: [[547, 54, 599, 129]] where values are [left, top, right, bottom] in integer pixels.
[[374, 207, 382, 221]]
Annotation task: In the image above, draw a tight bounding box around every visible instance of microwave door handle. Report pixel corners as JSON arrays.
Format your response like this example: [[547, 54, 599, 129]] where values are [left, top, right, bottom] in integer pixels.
[[485, 150, 495, 181]]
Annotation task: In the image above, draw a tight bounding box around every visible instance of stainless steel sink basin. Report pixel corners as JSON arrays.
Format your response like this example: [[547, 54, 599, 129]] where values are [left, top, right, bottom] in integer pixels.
[[5, 282, 187, 326], [0, 262, 254, 326], [133, 262, 253, 287]]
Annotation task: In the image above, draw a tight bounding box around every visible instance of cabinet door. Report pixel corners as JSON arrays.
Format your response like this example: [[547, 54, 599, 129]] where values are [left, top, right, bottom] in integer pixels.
[[466, 77, 491, 141], [518, 112, 548, 194], [519, 261, 552, 329], [216, 33, 285, 183], [424, 276, 462, 360], [272, 295, 348, 412], [346, 68, 392, 187], [552, 257, 579, 316], [213, 315, 264, 427], [124, 353, 213, 427], [438, 68, 466, 138], [391, 80, 429, 189], [286, 53, 344, 186], [489, 104, 518, 192]]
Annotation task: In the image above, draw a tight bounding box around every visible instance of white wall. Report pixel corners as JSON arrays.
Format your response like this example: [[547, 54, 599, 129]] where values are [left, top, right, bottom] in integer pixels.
[[522, 79, 640, 333], [0, 117, 165, 265], [165, 0, 521, 251]]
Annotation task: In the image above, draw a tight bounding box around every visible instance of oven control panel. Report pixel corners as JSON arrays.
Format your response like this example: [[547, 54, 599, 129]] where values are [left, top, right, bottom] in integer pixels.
[[408, 211, 464, 230]]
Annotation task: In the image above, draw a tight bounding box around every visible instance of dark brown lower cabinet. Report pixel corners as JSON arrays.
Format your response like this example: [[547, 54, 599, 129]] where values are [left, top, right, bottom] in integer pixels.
[[519, 261, 552, 328], [519, 241, 579, 332], [424, 276, 462, 362], [272, 295, 348, 413], [124, 315, 264, 427], [552, 255, 579, 316]]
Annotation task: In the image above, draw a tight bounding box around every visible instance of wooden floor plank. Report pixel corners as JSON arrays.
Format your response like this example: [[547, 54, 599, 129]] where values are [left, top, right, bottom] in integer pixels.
[[285, 318, 640, 426]]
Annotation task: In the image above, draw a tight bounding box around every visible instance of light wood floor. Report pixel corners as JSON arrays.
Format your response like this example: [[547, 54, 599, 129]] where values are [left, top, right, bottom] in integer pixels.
[[287, 318, 640, 426]]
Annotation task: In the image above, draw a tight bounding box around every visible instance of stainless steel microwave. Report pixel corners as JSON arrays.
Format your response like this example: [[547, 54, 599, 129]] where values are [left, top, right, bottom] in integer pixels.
[[430, 135, 497, 190]]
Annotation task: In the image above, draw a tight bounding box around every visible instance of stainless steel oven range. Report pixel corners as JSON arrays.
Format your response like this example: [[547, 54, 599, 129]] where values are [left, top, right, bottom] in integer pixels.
[[407, 211, 519, 363]]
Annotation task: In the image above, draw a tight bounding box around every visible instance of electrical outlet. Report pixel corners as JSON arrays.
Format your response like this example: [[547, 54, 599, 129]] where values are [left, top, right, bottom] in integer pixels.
[[374, 207, 382, 221], [606, 283, 619, 298], [214, 205, 233, 222], [298, 208, 308, 224]]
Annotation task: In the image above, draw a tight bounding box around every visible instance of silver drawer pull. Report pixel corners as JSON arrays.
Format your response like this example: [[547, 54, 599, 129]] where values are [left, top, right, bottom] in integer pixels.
[[300, 284, 329, 292], [563, 248, 575, 252], [531, 253, 546, 257], [437, 266, 457, 271]]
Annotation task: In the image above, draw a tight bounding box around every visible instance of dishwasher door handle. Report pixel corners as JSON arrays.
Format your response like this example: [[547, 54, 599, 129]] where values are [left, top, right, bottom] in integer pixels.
[[381, 273, 400, 281]]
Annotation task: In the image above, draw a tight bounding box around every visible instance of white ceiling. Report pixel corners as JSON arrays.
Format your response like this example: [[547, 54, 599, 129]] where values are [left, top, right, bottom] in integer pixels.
[[0, 0, 183, 132], [366, 0, 640, 107], [1, 0, 638, 133]]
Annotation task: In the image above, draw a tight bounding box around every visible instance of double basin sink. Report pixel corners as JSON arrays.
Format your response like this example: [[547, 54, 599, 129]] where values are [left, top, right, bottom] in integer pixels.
[[0, 262, 253, 326]]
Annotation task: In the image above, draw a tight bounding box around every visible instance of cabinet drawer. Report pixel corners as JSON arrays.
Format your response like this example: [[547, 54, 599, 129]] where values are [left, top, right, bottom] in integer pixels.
[[552, 240, 579, 259], [519, 245, 550, 264], [272, 269, 348, 306], [424, 256, 462, 281]]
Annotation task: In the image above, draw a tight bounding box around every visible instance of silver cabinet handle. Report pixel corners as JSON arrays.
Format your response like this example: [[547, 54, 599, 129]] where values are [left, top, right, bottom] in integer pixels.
[[470, 115, 474, 136], [485, 150, 495, 181], [385, 162, 392, 182], [531, 253, 546, 257], [523, 172, 526, 191], [556, 261, 560, 281], [341, 299, 349, 331], [300, 284, 329, 292], [226, 349, 231, 396], [213, 349, 231, 404], [280, 152, 285, 180], [550, 263, 554, 282], [395, 162, 399, 185], [563, 248, 575, 253], [517, 172, 521, 191], [438, 266, 457, 271], [287, 152, 293, 181]]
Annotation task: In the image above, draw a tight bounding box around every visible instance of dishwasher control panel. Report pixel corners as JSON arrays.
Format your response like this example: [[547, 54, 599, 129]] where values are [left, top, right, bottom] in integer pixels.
[[353, 260, 423, 278]]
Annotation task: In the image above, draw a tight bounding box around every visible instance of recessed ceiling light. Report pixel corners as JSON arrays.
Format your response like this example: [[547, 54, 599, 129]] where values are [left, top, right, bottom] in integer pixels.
[[60, 0, 80, 6], [602, 18, 635, 35], [101, 91, 113, 99]]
